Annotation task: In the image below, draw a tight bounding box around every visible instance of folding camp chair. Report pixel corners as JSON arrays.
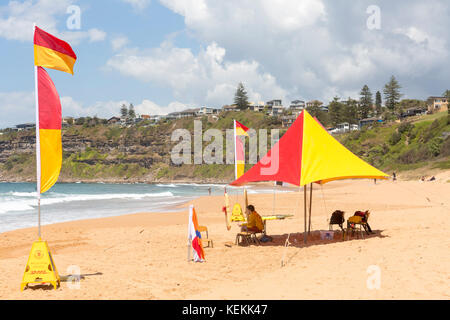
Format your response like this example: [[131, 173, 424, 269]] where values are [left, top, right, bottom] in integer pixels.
[[329, 210, 346, 240], [198, 226, 213, 248], [346, 211, 371, 239], [235, 231, 260, 246]]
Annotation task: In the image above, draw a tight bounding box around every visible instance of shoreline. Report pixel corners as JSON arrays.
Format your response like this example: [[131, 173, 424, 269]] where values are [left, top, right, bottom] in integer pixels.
[[0, 181, 284, 235], [0, 176, 449, 299]]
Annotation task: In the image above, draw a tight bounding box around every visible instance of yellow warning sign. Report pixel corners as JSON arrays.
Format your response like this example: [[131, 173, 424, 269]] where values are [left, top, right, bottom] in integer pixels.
[[231, 203, 246, 222], [21, 239, 60, 291]]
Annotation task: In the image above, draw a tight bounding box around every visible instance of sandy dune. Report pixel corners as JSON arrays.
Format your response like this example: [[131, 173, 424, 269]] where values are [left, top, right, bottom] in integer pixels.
[[0, 173, 449, 299]]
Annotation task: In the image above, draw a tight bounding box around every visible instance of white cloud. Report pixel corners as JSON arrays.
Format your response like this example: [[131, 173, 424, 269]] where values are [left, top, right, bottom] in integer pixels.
[[160, 0, 326, 34], [111, 35, 129, 51], [134, 100, 188, 115], [0, 0, 106, 44], [106, 41, 288, 107], [121, 0, 151, 10], [0, 0, 72, 41], [157, 0, 450, 102], [0, 91, 35, 128], [60, 28, 107, 45]]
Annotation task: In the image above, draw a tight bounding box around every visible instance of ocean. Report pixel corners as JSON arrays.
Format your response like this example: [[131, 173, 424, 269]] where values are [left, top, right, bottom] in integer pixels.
[[0, 182, 293, 234]]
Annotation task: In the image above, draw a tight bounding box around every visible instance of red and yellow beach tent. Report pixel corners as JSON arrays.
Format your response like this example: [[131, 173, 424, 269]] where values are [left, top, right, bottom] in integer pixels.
[[230, 110, 389, 243], [230, 110, 389, 187]]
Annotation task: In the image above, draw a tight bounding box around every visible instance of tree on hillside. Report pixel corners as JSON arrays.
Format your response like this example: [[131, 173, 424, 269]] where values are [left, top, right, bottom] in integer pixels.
[[359, 85, 373, 119], [120, 104, 128, 118], [375, 91, 382, 115], [383, 76, 402, 111], [343, 98, 359, 124], [128, 103, 136, 119], [443, 90, 450, 123], [328, 97, 344, 126], [306, 100, 321, 117], [306, 100, 329, 125], [443, 89, 450, 100], [234, 82, 249, 110]]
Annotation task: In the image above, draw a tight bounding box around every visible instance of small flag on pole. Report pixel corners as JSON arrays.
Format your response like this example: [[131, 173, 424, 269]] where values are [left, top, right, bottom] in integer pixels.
[[234, 120, 249, 180], [34, 26, 77, 74], [188, 205, 205, 262]]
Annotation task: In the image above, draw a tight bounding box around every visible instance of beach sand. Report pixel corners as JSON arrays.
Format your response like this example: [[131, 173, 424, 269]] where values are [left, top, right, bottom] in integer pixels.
[[0, 172, 449, 299]]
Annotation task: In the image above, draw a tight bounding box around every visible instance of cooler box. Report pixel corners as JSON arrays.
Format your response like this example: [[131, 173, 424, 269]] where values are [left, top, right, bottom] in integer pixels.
[[320, 230, 334, 240]]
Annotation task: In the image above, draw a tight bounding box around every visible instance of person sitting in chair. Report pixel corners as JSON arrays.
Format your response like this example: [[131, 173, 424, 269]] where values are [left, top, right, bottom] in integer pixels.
[[241, 205, 264, 233]]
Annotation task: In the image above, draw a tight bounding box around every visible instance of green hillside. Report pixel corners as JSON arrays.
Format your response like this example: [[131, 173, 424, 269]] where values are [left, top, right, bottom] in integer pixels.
[[337, 112, 450, 172], [0, 111, 448, 182]]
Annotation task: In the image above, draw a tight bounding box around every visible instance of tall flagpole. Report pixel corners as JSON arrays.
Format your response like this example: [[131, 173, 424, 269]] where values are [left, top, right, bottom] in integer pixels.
[[33, 23, 41, 240], [233, 120, 237, 180]]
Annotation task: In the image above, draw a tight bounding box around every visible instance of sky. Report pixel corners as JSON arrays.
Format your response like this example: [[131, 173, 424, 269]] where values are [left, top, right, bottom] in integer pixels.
[[0, 0, 449, 128]]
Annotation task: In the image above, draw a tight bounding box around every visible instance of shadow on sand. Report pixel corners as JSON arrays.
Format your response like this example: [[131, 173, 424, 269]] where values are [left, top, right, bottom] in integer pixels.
[[24, 272, 103, 291], [238, 229, 388, 249]]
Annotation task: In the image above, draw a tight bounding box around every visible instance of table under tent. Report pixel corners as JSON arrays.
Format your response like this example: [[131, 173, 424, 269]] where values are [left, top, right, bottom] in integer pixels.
[[229, 110, 389, 243]]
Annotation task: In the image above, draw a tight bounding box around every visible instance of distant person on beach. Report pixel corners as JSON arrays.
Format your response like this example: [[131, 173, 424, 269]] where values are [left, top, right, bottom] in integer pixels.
[[208, 187, 211, 196], [241, 205, 264, 233], [392, 172, 397, 181], [421, 176, 425, 182], [429, 176, 436, 181]]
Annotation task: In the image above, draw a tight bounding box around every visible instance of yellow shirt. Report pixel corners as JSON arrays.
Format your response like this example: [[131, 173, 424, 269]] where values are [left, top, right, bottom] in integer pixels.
[[247, 211, 264, 231]]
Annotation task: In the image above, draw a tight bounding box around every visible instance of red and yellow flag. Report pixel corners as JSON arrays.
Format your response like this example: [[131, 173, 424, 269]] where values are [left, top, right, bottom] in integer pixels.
[[234, 120, 249, 180], [235, 120, 249, 136], [34, 26, 77, 74], [33, 26, 76, 194], [37, 67, 62, 194]]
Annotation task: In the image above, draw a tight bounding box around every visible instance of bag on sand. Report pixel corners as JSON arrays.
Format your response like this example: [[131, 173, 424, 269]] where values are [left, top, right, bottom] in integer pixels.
[[260, 235, 273, 243]]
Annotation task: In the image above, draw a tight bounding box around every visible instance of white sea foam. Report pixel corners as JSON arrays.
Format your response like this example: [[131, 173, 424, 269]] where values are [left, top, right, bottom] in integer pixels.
[[0, 202, 35, 214], [0, 191, 175, 214]]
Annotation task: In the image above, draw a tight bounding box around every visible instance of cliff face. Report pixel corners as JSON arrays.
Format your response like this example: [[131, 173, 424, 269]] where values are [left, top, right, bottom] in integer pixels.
[[0, 122, 234, 183], [2, 111, 447, 183]]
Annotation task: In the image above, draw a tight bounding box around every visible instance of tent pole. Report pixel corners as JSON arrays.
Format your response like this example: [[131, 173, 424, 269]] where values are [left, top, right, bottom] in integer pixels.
[[308, 183, 313, 234], [272, 184, 275, 216], [304, 185, 307, 244]]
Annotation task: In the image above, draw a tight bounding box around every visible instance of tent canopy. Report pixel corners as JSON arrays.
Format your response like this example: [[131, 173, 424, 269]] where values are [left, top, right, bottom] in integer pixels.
[[230, 110, 389, 187]]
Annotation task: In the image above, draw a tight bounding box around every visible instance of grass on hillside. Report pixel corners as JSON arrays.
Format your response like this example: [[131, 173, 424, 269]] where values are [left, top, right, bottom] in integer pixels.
[[339, 112, 449, 172]]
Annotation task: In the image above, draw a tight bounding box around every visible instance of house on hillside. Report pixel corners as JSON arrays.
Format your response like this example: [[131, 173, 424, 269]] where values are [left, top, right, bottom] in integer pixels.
[[427, 96, 448, 113], [270, 105, 284, 116], [223, 104, 240, 112], [16, 123, 35, 131], [281, 115, 297, 128], [319, 105, 329, 113], [336, 122, 350, 133], [306, 100, 323, 108], [265, 100, 283, 116], [198, 107, 214, 115], [168, 108, 199, 119], [359, 117, 382, 128], [62, 117, 74, 126], [267, 99, 282, 107], [400, 107, 426, 119], [289, 100, 305, 111], [248, 101, 265, 112], [163, 113, 177, 120]]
